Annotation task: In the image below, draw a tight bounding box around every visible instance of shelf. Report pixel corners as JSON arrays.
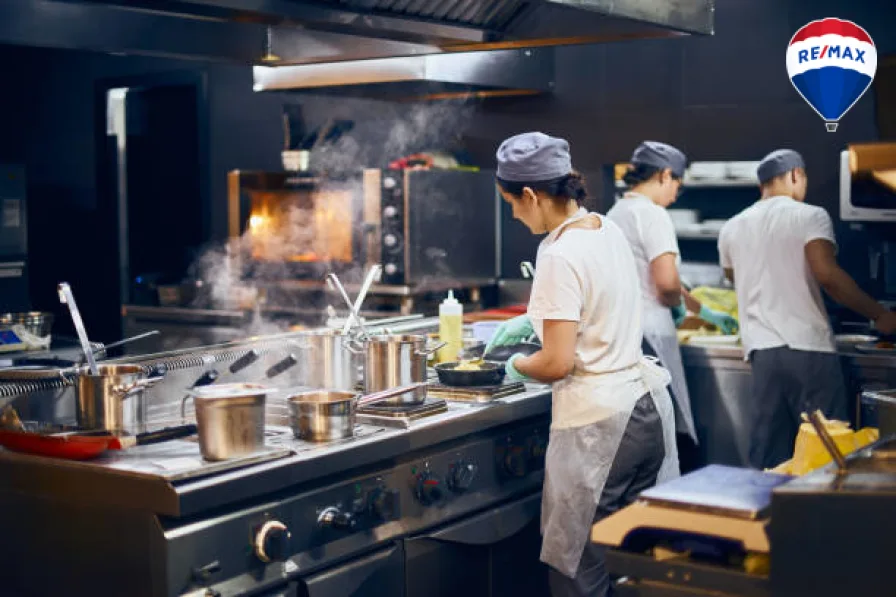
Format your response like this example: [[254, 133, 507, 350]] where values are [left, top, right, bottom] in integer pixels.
[[677, 230, 721, 240]]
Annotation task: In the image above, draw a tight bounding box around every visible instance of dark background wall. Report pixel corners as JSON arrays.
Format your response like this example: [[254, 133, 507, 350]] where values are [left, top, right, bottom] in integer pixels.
[[1, 0, 894, 339]]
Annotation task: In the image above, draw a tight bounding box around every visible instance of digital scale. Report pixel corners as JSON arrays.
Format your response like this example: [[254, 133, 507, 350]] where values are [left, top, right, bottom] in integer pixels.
[[0, 329, 30, 353]]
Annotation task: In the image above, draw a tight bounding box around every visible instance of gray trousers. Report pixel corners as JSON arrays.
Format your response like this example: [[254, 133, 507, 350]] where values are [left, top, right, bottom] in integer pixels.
[[548, 393, 666, 597], [749, 346, 848, 470]]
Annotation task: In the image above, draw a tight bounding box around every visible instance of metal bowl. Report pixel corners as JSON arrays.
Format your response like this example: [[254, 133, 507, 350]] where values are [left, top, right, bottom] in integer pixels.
[[0, 312, 54, 337]]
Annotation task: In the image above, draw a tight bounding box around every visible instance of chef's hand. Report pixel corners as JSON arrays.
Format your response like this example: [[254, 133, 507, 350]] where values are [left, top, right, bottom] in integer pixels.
[[670, 300, 687, 328], [699, 305, 739, 335], [505, 353, 533, 383], [874, 310, 896, 335], [485, 315, 534, 354]]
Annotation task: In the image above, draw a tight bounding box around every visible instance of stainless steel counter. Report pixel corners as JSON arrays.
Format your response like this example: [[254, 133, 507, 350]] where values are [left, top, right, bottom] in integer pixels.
[[681, 343, 896, 467], [0, 384, 551, 518]]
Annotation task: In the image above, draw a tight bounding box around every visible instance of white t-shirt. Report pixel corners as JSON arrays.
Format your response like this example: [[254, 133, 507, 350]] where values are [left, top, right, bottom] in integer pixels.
[[606, 194, 681, 314], [527, 210, 644, 427], [718, 195, 837, 356]]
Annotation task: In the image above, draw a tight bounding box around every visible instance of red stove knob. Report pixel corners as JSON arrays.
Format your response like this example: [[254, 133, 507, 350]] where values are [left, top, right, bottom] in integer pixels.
[[254, 520, 291, 563], [415, 472, 443, 505]]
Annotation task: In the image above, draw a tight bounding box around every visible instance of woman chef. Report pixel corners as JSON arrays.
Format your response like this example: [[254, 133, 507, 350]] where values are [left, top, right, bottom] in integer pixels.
[[485, 132, 679, 597], [607, 141, 737, 468]]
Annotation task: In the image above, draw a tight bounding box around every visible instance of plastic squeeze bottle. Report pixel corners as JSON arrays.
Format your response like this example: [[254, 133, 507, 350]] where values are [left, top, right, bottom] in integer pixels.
[[437, 290, 463, 364]]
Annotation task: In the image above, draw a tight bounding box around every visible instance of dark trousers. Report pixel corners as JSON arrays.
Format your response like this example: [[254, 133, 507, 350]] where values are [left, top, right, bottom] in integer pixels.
[[640, 338, 700, 473], [749, 346, 848, 470], [548, 393, 666, 597]]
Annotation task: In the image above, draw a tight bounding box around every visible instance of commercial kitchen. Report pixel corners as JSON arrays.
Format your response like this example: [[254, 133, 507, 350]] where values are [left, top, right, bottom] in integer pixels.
[[1, 1, 895, 596]]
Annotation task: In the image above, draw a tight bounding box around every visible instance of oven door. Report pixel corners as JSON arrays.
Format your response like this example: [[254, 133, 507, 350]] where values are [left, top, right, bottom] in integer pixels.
[[404, 490, 548, 597], [297, 542, 404, 597]]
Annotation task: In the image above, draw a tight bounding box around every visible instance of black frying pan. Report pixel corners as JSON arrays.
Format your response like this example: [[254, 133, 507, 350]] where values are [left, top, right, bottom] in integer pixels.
[[435, 361, 506, 387]]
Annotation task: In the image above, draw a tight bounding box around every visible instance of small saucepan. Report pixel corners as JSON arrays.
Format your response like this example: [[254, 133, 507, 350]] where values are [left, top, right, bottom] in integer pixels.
[[434, 361, 506, 387], [288, 382, 428, 442]]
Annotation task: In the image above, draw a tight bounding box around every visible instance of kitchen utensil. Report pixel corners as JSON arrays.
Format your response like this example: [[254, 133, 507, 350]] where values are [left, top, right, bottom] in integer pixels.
[[189, 382, 267, 461], [76, 364, 166, 434], [342, 264, 382, 335], [287, 382, 428, 442], [482, 341, 541, 364], [91, 330, 160, 357], [806, 410, 847, 473], [435, 361, 506, 387], [296, 329, 363, 391], [0, 424, 198, 461], [180, 369, 220, 421], [58, 282, 99, 375], [0, 312, 54, 337], [364, 334, 443, 405], [855, 341, 896, 354], [327, 273, 369, 339]]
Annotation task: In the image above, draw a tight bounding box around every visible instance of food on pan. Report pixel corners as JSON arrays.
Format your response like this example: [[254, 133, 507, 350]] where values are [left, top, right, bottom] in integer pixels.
[[454, 361, 484, 371], [876, 340, 895, 350]]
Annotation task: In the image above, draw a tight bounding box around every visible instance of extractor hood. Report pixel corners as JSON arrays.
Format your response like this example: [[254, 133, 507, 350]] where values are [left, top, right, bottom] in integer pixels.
[[13, 1, 714, 65], [253, 47, 555, 101]]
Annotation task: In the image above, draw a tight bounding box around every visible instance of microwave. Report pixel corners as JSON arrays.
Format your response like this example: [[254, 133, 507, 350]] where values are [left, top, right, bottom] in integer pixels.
[[228, 168, 499, 285], [840, 150, 896, 222]]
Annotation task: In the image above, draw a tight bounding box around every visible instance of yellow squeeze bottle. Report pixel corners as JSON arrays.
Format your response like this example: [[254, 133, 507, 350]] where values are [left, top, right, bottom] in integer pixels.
[[437, 291, 463, 364]]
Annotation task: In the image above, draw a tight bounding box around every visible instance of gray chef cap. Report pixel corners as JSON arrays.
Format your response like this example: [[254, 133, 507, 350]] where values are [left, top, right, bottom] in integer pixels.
[[757, 149, 805, 184], [631, 141, 688, 178], [496, 132, 572, 182]]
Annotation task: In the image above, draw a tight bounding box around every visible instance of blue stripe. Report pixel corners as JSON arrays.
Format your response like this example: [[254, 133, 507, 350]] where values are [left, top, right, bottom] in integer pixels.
[[791, 66, 872, 120]]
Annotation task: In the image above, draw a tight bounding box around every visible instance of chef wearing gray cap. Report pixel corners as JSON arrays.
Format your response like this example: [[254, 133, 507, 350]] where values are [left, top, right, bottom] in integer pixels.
[[719, 149, 896, 469], [608, 141, 738, 470], [486, 132, 679, 597]]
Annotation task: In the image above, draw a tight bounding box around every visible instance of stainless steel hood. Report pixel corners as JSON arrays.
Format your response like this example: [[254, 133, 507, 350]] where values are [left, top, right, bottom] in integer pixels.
[[12, 1, 714, 65], [253, 47, 555, 101]]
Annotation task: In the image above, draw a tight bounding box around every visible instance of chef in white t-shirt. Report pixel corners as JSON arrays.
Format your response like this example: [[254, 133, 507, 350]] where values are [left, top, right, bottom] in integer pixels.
[[719, 149, 896, 469], [484, 132, 679, 597], [607, 141, 737, 469]]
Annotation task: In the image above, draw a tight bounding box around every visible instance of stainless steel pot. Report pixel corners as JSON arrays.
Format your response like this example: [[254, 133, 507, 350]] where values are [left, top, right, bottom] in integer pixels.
[[364, 334, 442, 405], [288, 383, 428, 442], [75, 364, 160, 433], [296, 329, 363, 391], [188, 383, 267, 461]]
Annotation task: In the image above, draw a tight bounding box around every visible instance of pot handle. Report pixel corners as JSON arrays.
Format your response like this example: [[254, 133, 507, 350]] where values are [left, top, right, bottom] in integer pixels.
[[355, 382, 430, 408], [416, 341, 447, 357], [180, 369, 220, 422]]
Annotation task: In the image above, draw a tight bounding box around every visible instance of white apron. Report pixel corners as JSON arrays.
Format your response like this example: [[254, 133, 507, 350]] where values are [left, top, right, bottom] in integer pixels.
[[539, 358, 680, 578], [528, 210, 680, 578], [643, 305, 698, 443]]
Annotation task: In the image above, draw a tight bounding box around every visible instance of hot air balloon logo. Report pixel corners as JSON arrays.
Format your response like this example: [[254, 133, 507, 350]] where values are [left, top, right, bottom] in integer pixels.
[[786, 18, 877, 132]]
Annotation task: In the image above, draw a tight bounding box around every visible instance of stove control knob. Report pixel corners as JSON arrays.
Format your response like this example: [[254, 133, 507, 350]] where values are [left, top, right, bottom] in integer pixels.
[[383, 176, 397, 190], [447, 461, 478, 493], [383, 205, 399, 219], [368, 487, 399, 521], [415, 472, 443, 506], [384, 263, 398, 276], [254, 520, 291, 563], [503, 446, 528, 478], [317, 507, 357, 530], [383, 233, 398, 247]]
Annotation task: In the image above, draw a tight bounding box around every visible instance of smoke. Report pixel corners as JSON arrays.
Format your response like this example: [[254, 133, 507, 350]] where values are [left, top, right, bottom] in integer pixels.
[[182, 97, 482, 332]]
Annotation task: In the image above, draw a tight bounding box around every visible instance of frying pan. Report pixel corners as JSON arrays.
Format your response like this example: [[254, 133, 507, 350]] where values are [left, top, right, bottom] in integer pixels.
[[0, 424, 198, 460], [434, 362, 506, 387]]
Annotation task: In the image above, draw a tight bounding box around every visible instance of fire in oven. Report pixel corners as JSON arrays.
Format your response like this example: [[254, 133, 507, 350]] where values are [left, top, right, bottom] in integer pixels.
[[227, 168, 500, 286]]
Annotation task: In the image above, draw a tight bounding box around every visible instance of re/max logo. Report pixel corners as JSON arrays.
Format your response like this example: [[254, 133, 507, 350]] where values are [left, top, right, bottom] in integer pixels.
[[798, 45, 867, 63]]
